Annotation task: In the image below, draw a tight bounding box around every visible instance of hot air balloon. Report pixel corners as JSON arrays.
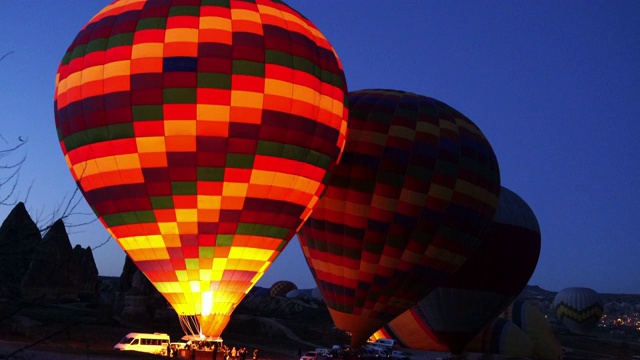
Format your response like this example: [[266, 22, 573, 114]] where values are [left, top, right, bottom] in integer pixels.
[[553, 287, 603, 335], [371, 315, 535, 358], [411, 186, 541, 354], [503, 299, 563, 360], [371, 186, 540, 354], [270, 280, 297, 298], [466, 318, 534, 358], [54, 0, 348, 339], [298, 89, 501, 347]]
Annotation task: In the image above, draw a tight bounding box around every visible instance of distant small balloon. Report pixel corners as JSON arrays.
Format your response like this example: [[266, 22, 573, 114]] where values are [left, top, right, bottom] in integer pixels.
[[553, 287, 603, 335], [270, 280, 297, 298]]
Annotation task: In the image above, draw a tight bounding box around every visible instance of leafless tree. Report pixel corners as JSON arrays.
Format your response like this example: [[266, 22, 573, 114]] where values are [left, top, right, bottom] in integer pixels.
[[1, 51, 100, 238], [0, 135, 26, 208], [30, 183, 100, 236], [0, 52, 28, 211]]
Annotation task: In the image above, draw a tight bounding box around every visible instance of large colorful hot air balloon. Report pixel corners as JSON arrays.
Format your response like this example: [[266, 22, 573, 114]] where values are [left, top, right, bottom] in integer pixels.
[[298, 89, 501, 347], [53, 0, 348, 339], [553, 287, 603, 335], [412, 186, 541, 354], [370, 186, 540, 354]]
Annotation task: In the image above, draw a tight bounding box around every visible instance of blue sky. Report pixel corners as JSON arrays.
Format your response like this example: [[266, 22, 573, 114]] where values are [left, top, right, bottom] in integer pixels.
[[1, 1, 639, 294]]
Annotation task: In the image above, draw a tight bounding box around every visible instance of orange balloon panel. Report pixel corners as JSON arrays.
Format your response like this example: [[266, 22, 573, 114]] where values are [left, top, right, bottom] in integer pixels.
[[370, 309, 448, 352], [54, 0, 347, 337]]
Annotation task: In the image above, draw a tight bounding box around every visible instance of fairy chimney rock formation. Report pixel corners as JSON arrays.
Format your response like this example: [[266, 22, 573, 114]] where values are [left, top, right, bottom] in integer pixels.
[[0, 203, 99, 302], [0, 202, 41, 298]]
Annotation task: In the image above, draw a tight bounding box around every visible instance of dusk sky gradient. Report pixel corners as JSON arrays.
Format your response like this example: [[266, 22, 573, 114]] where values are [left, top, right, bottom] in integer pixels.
[[1, 1, 638, 294]]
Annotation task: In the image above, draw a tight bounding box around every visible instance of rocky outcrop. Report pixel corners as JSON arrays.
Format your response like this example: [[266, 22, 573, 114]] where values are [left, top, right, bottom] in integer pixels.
[[0, 203, 99, 303], [114, 256, 167, 323], [71, 245, 100, 301], [72, 244, 99, 301], [21, 219, 79, 301], [0, 203, 41, 299]]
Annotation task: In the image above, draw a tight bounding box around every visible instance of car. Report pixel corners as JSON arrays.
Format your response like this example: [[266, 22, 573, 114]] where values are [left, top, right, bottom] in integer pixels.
[[363, 344, 387, 352], [316, 348, 332, 359], [358, 346, 389, 359], [391, 350, 411, 360], [300, 351, 318, 360], [370, 338, 396, 349]]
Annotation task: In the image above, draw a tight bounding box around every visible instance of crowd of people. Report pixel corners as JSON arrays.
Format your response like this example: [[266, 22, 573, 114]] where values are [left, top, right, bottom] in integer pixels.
[[168, 340, 259, 360]]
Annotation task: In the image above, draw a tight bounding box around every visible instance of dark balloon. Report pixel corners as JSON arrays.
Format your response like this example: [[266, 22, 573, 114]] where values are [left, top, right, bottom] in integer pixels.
[[466, 318, 533, 357], [270, 280, 297, 298], [415, 187, 541, 354], [503, 299, 563, 359], [298, 89, 501, 347], [374, 186, 540, 354]]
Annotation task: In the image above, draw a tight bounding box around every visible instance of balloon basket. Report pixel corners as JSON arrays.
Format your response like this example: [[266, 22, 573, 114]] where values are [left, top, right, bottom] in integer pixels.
[[176, 349, 193, 358], [175, 349, 218, 360]]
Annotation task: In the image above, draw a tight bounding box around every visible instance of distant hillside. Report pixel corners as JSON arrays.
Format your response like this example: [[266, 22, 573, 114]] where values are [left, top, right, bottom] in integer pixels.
[[521, 284, 557, 299], [521, 284, 640, 303]]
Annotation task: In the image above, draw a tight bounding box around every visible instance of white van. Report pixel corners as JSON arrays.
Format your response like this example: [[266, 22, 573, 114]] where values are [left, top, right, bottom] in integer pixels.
[[371, 338, 397, 349], [114, 332, 171, 356]]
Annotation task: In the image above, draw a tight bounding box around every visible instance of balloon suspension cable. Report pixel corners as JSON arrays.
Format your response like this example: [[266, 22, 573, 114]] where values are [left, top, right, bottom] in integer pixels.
[[179, 315, 202, 339]]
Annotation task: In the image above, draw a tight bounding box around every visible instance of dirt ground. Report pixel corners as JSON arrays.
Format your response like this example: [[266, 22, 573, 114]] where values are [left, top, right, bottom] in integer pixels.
[[0, 301, 308, 360], [2, 301, 640, 360], [556, 333, 640, 360]]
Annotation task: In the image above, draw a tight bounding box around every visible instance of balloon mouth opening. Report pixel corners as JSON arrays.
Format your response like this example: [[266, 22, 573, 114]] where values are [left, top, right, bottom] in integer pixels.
[[179, 315, 203, 339], [178, 313, 231, 340]]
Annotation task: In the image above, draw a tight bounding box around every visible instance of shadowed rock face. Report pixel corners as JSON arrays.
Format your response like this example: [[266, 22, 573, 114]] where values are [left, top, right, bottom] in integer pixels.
[[113, 256, 167, 322], [0, 202, 41, 299], [72, 244, 99, 301], [0, 203, 99, 302]]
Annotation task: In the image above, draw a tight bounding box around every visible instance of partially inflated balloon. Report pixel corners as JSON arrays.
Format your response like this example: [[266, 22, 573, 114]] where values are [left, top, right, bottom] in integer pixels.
[[414, 186, 541, 354], [466, 318, 534, 358], [54, 0, 347, 338], [553, 287, 603, 335], [502, 299, 563, 360], [371, 316, 535, 358], [372, 187, 540, 353], [270, 280, 297, 298], [298, 89, 500, 346]]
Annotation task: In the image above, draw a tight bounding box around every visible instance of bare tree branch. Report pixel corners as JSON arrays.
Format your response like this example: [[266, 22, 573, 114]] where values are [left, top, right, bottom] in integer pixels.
[[0, 136, 26, 207], [91, 235, 112, 251], [33, 186, 99, 236], [0, 51, 13, 63]]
